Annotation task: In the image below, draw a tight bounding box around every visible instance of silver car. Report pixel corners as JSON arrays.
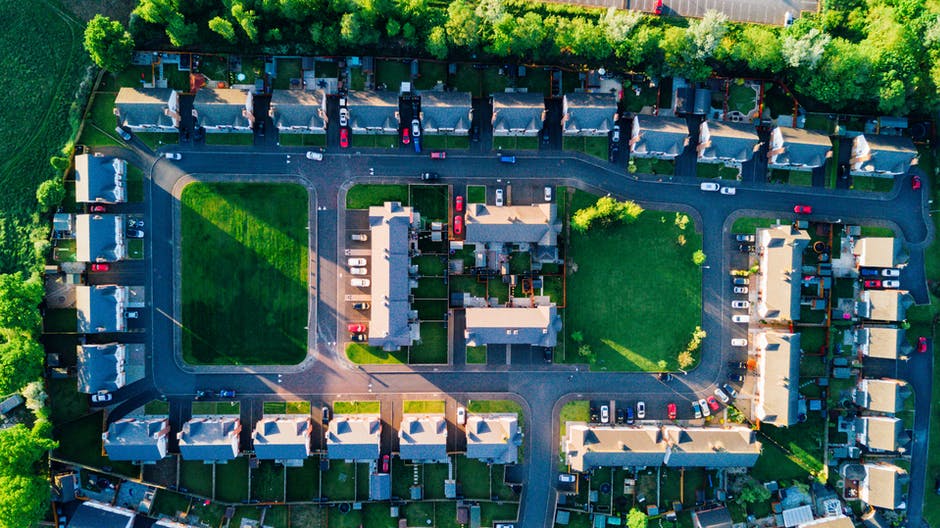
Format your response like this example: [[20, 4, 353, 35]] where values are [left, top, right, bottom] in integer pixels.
[[495, 188, 504, 206], [636, 401, 646, 419]]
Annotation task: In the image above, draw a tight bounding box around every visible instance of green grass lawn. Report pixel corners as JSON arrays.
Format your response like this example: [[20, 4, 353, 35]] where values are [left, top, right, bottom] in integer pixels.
[[321, 461, 357, 501], [564, 136, 609, 160], [78, 92, 120, 148], [215, 457, 250, 502], [727, 83, 758, 114], [376, 59, 411, 89], [456, 456, 491, 499], [421, 135, 470, 149], [278, 133, 327, 147], [414, 299, 447, 320], [516, 67, 551, 94], [333, 401, 381, 414], [750, 441, 811, 482], [47, 377, 87, 424], [53, 412, 140, 478], [178, 459, 214, 497], [137, 132, 179, 150], [128, 239, 144, 259], [403, 400, 446, 414], [409, 321, 448, 363], [204, 133, 254, 145], [285, 458, 321, 501], [191, 401, 240, 415], [273, 58, 302, 90], [262, 401, 310, 415], [631, 157, 676, 176], [565, 191, 702, 371], [411, 184, 448, 222], [466, 345, 487, 363], [789, 170, 814, 186], [467, 185, 486, 204], [44, 308, 76, 332], [468, 399, 523, 430], [346, 184, 409, 209], [621, 84, 658, 113], [731, 217, 780, 234], [151, 490, 191, 519], [559, 400, 590, 438], [493, 136, 539, 150], [144, 400, 170, 415], [851, 176, 895, 193], [345, 343, 407, 364], [414, 255, 447, 275], [860, 226, 895, 237], [251, 460, 285, 502], [696, 162, 740, 180], [351, 133, 399, 148], [415, 277, 447, 298], [482, 503, 520, 526], [757, 415, 826, 479], [126, 165, 144, 202], [181, 182, 308, 365], [414, 61, 448, 90]]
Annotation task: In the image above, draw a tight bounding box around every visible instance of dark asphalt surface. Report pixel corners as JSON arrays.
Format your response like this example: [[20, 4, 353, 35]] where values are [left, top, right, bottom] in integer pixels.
[[94, 136, 933, 528]]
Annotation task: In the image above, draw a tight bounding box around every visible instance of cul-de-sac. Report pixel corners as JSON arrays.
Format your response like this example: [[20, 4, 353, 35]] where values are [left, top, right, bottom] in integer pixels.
[[1, 1, 939, 528]]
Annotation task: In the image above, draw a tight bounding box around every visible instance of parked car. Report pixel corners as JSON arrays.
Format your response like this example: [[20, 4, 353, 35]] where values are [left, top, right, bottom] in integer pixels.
[[864, 279, 882, 289], [918, 336, 928, 353], [339, 108, 349, 127], [859, 267, 880, 277], [700, 182, 720, 192], [347, 323, 367, 333], [611, 125, 621, 143], [90, 263, 110, 272], [626, 406, 635, 425], [722, 384, 738, 399], [653, 0, 663, 15], [381, 454, 390, 473], [731, 300, 750, 309], [714, 388, 730, 404], [127, 229, 144, 239], [126, 310, 140, 319], [457, 406, 466, 425], [351, 233, 368, 242], [348, 258, 367, 267], [195, 390, 211, 401], [733, 277, 749, 285], [784, 10, 795, 26], [883, 280, 900, 288], [411, 119, 421, 137], [727, 373, 745, 382], [881, 268, 900, 277], [322, 406, 331, 424], [793, 205, 813, 214], [413, 135, 422, 154], [219, 389, 236, 398], [339, 128, 349, 148], [733, 286, 748, 294], [420, 171, 440, 181], [691, 401, 702, 419], [720, 186, 737, 195], [738, 244, 751, 253], [912, 175, 922, 190], [351, 278, 370, 287], [600, 405, 610, 424], [453, 215, 463, 235], [430, 151, 446, 160], [735, 234, 755, 242], [615, 407, 625, 425], [350, 333, 367, 342], [470, 125, 481, 142], [455, 195, 464, 212], [543, 348, 553, 363], [402, 127, 411, 145], [728, 361, 747, 369], [353, 302, 370, 310], [90, 204, 107, 213], [659, 372, 674, 382], [667, 403, 677, 420], [731, 338, 747, 347], [164, 152, 181, 160], [91, 392, 113, 404], [636, 401, 645, 419], [706, 396, 720, 412], [115, 126, 132, 142], [306, 151, 324, 161], [350, 267, 368, 275], [128, 216, 144, 227], [699, 399, 710, 417], [498, 154, 517, 164], [732, 314, 749, 323], [495, 189, 504, 206], [558, 473, 576, 484]]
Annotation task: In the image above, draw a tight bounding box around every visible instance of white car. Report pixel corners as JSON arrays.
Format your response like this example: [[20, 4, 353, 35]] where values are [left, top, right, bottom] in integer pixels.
[[700, 182, 720, 192], [600, 405, 609, 424], [732, 314, 750, 323], [611, 125, 621, 143], [347, 258, 366, 267], [91, 392, 113, 404], [731, 300, 750, 309], [636, 401, 645, 419], [350, 267, 368, 275], [351, 233, 368, 242], [731, 338, 747, 347], [164, 152, 181, 160], [456, 406, 466, 425], [720, 186, 736, 195], [699, 399, 710, 417], [351, 278, 370, 287], [411, 118, 421, 137], [126, 310, 140, 319], [714, 388, 730, 404], [883, 280, 900, 288], [495, 188, 504, 206], [339, 108, 349, 127], [881, 269, 900, 277], [733, 286, 748, 294], [544, 186, 552, 201], [306, 151, 324, 161]]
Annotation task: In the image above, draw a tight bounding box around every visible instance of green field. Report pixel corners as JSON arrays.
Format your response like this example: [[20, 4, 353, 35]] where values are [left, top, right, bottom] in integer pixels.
[[565, 191, 702, 371], [181, 182, 309, 365]]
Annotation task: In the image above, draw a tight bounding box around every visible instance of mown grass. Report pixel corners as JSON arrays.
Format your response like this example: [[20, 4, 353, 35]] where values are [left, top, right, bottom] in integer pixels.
[[181, 182, 309, 365], [346, 184, 409, 209], [493, 136, 539, 150], [466, 345, 487, 363], [563, 136, 609, 160], [403, 400, 445, 414], [345, 343, 407, 364], [559, 400, 590, 438], [333, 401, 381, 414]]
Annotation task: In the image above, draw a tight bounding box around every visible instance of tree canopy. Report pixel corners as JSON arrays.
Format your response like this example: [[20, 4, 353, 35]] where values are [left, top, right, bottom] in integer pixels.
[[83, 15, 135, 73], [571, 196, 644, 232]]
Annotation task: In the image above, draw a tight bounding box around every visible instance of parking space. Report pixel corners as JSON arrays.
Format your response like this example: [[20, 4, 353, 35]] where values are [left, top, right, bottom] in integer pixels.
[[399, 94, 419, 152], [342, 211, 373, 343], [608, 117, 628, 165]]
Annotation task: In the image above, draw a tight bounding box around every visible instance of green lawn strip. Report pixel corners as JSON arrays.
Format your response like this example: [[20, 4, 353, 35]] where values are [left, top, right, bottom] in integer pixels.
[[563, 136, 609, 160], [251, 460, 285, 502], [467, 399, 522, 423], [178, 459, 214, 497], [851, 175, 895, 193], [350, 67, 366, 90], [181, 182, 308, 365], [456, 456, 491, 499], [278, 133, 327, 147], [416, 62, 448, 90], [803, 114, 833, 134], [136, 132, 179, 150], [410, 184, 449, 221], [376, 59, 411, 89], [789, 170, 813, 186], [403, 400, 446, 414], [204, 133, 254, 145], [128, 239, 144, 259], [127, 165, 144, 202], [361, 502, 397, 527], [44, 308, 77, 332], [415, 277, 447, 298], [757, 417, 825, 478], [409, 321, 448, 364], [346, 343, 407, 364], [52, 237, 77, 262], [565, 192, 702, 371], [405, 502, 435, 526], [151, 489, 191, 519], [434, 502, 460, 528], [414, 299, 447, 320], [53, 412, 140, 478], [352, 133, 399, 148], [327, 508, 362, 528], [731, 217, 780, 234], [559, 401, 589, 438], [215, 457, 250, 502], [481, 502, 520, 526], [143, 400, 170, 415], [750, 440, 810, 482], [798, 326, 828, 355], [467, 185, 487, 204], [333, 401, 381, 414], [413, 254, 447, 275], [391, 457, 413, 498], [47, 376, 87, 424], [321, 460, 357, 501], [79, 92, 120, 147], [492, 464, 518, 501], [631, 157, 676, 176], [541, 275, 564, 305], [424, 462, 450, 499], [355, 461, 370, 500], [287, 401, 311, 414], [466, 345, 487, 364], [493, 136, 539, 150], [860, 226, 895, 237], [827, 140, 840, 188], [285, 457, 321, 501], [191, 401, 241, 415], [263, 401, 287, 414], [346, 184, 409, 209]]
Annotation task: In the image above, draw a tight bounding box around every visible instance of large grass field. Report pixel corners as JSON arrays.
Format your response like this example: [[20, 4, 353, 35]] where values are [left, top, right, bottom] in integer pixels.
[[181, 182, 309, 365], [564, 191, 702, 371]]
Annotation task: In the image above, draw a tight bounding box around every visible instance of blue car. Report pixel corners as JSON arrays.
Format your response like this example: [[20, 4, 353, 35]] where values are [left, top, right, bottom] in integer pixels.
[[859, 268, 880, 278], [218, 389, 236, 398], [498, 154, 516, 164], [413, 136, 422, 154]]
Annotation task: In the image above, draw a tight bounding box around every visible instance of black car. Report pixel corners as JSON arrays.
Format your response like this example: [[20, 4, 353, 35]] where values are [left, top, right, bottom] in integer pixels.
[[658, 372, 674, 382], [321, 406, 331, 424], [727, 373, 745, 382], [543, 348, 553, 363], [738, 244, 751, 253], [420, 172, 439, 181], [615, 408, 625, 424], [728, 361, 747, 369], [542, 131, 551, 145], [194, 390, 211, 400]]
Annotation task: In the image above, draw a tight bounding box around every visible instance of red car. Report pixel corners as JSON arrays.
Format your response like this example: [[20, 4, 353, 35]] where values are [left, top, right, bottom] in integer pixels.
[[912, 175, 922, 190], [339, 128, 349, 148], [347, 323, 367, 333], [430, 151, 446, 160], [653, 0, 663, 15], [455, 195, 464, 212], [402, 127, 411, 145], [706, 396, 720, 412], [381, 454, 390, 473], [90, 263, 110, 272], [453, 215, 463, 235], [667, 403, 677, 420], [793, 205, 813, 214], [918, 336, 928, 353], [90, 204, 107, 213], [864, 280, 882, 289]]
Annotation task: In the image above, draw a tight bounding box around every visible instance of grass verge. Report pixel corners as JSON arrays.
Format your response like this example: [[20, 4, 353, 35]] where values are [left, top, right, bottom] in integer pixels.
[[346, 184, 409, 209], [403, 400, 445, 414], [333, 401, 381, 414]]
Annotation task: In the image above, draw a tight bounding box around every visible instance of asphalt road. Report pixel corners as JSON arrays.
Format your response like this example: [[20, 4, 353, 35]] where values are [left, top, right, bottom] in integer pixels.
[[94, 138, 933, 528]]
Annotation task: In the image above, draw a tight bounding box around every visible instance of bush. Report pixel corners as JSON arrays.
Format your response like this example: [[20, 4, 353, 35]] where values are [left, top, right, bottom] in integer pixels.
[[692, 250, 706, 266], [572, 196, 644, 232], [35, 178, 65, 210]]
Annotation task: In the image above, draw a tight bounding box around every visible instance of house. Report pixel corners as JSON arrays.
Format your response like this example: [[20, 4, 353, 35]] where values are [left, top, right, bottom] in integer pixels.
[[398, 414, 448, 463], [853, 237, 907, 269], [191, 88, 254, 132], [76, 343, 125, 394], [465, 414, 520, 465], [697, 121, 760, 166], [102, 417, 170, 464], [561, 93, 618, 136], [756, 225, 811, 322], [368, 202, 420, 351], [858, 462, 908, 510], [114, 87, 180, 132], [347, 90, 400, 134], [177, 417, 241, 463], [75, 214, 126, 262], [767, 127, 832, 171], [849, 134, 918, 177], [464, 203, 562, 262], [854, 378, 910, 413], [491, 93, 545, 136], [629, 115, 690, 159], [326, 415, 381, 461], [563, 424, 761, 472], [752, 331, 801, 427], [67, 500, 135, 528], [418, 91, 472, 135], [856, 290, 913, 322], [76, 285, 128, 333], [855, 416, 905, 453], [857, 327, 910, 360], [798, 517, 854, 528], [269, 90, 326, 135], [691, 506, 733, 528], [464, 304, 561, 347], [75, 154, 127, 203], [252, 416, 312, 466]]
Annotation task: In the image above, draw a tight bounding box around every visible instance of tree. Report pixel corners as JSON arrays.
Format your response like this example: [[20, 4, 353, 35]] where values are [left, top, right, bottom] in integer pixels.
[[83, 15, 135, 72], [49, 156, 69, 171], [209, 16, 237, 43], [626, 508, 648, 528], [571, 196, 644, 232], [0, 332, 44, 395], [0, 473, 51, 528], [677, 350, 695, 369], [725, 25, 784, 74], [426, 26, 449, 58], [445, 0, 481, 49], [692, 250, 706, 266], [571, 331, 584, 343], [781, 28, 831, 70], [231, 2, 260, 42], [578, 344, 593, 357], [0, 273, 43, 333], [165, 14, 199, 47], [737, 478, 771, 506], [687, 10, 728, 60], [0, 425, 56, 475], [35, 178, 65, 210]]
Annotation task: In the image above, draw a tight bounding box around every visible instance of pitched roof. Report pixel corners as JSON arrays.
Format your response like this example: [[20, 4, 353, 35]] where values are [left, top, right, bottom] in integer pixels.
[[858, 290, 911, 322], [465, 305, 561, 347], [192, 88, 252, 129], [178, 417, 240, 462], [368, 202, 418, 351], [768, 127, 832, 170], [76, 343, 125, 394], [75, 214, 126, 262], [756, 225, 810, 322], [398, 414, 448, 462], [252, 417, 312, 462], [114, 87, 178, 129], [699, 121, 760, 164], [67, 500, 135, 528], [798, 516, 854, 528], [465, 414, 519, 464], [662, 426, 762, 467], [630, 115, 690, 159], [75, 155, 127, 203], [419, 91, 472, 134], [692, 507, 733, 528], [754, 331, 801, 427], [855, 237, 906, 268], [860, 462, 907, 510], [347, 90, 400, 133], [465, 203, 560, 246], [859, 326, 905, 359], [76, 285, 125, 333], [103, 417, 169, 462], [855, 378, 908, 413], [856, 416, 904, 452], [492, 92, 545, 135], [850, 134, 917, 176], [563, 93, 617, 135], [326, 415, 381, 461], [270, 90, 325, 132]]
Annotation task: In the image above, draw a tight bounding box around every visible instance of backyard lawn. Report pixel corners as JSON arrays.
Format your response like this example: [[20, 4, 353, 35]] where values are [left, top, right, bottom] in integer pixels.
[[178, 459, 214, 497], [285, 458, 321, 501], [565, 191, 702, 371], [181, 182, 309, 365], [78, 92, 120, 147], [409, 321, 448, 363], [53, 412, 140, 479], [346, 184, 409, 209], [215, 457, 250, 502]]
